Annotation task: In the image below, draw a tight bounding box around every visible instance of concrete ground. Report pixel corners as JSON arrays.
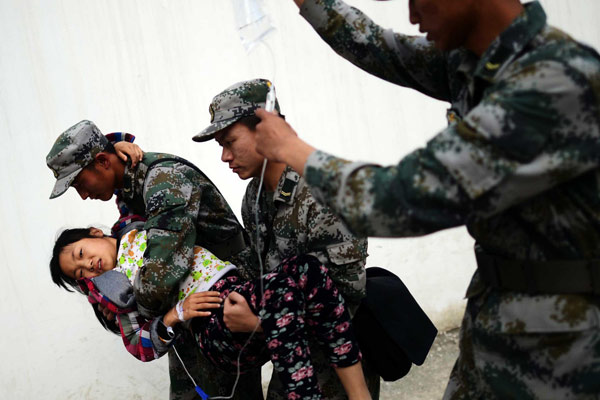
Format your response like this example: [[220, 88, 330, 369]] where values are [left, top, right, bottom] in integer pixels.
[[380, 329, 459, 400], [262, 328, 460, 400]]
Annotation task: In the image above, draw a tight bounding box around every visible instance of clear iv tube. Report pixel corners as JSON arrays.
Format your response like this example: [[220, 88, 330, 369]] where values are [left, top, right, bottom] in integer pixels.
[[205, 49, 278, 400]]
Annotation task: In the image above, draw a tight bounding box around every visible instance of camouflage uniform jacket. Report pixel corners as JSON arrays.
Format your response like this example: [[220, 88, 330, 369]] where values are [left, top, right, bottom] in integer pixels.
[[300, 0, 600, 334], [242, 165, 367, 311], [122, 152, 251, 317]]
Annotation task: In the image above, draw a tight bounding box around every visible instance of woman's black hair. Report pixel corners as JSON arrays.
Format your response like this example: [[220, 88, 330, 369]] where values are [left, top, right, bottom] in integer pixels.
[[90, 303, 120, 335], [50, 228, 120, 335], [50, 228, 94, 292]]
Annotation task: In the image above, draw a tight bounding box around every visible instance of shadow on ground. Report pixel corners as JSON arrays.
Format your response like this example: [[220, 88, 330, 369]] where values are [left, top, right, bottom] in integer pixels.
[[380, 329, 459, 400]]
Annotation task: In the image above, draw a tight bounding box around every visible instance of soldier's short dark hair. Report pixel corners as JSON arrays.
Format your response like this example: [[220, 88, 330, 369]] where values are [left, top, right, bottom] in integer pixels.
[[236, 113, 286, 132], [82, 141, 117, 170]]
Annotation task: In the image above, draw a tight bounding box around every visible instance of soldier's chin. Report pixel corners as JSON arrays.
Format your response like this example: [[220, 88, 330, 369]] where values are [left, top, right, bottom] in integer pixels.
[[99, 192, 114, 201], [236, 171, 252, 180]]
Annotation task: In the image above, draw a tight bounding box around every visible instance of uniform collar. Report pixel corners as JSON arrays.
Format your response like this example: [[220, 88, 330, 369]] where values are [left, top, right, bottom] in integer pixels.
[[272, 165, 300, 206], [473, 1, 547, 82]]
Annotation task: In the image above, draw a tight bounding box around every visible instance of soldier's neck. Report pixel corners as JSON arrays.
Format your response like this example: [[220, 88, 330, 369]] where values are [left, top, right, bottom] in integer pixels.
[[466, 0, 524, 57], [112, 154, 126, 189], [264, 161, 287, 192]]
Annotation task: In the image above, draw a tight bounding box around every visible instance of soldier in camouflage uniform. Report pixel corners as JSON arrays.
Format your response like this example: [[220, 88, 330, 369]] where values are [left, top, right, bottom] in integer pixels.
[[252, 0, 600, 398], [46, 120, 263, 400], [193, 79, 380, 399]]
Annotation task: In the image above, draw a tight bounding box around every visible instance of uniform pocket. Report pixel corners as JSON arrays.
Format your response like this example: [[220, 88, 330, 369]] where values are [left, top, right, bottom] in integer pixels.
[[144, 196, 187, 232], [325, 241, 364, 265]]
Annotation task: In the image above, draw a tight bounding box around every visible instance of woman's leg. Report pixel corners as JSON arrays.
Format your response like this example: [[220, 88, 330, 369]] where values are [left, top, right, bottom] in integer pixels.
[[192, 272, 270, 377], [335, 363, 372, 400], [253, 272, 322, 400], [256, 255, 369, 400], [268, 255, 362, 368]]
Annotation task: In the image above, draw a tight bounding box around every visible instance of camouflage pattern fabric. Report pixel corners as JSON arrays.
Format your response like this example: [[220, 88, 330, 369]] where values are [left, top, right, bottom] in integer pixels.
[[46, 120, 109, 199], [193, 78, 282, 143], [120, 152, 261, 400], [122, 152, 251, 316], [298, 0, 600, 398], [242, 166, 380, 399]]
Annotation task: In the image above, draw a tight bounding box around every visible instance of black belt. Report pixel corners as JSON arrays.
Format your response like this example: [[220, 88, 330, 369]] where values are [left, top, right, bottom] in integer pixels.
[[475, 248, 600, 295]]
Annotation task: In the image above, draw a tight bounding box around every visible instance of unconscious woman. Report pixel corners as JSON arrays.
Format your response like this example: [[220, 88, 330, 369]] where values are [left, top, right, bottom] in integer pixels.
[[50, 227, 371, 400]]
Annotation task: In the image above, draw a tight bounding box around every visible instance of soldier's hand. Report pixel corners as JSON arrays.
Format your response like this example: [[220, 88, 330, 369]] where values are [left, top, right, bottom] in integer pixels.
[[182, 291, 222, 319], [97, 303, 115, 321], [114, 141, 144, 168], [254, 109, 315, 174], [223, 292, 262, 333]]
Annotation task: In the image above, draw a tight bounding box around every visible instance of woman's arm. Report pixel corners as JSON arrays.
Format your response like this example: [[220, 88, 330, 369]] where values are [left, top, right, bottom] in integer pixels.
[[117, 291, 223, 362], [84, 273, 222, 361], [163, 291, 223, 327], [113, 141, 143, 167]]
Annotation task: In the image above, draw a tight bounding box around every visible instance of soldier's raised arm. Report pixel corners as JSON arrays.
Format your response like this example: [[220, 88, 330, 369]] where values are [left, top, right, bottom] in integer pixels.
[[255, 42, 600, 237], [296, 0, 451, 100]]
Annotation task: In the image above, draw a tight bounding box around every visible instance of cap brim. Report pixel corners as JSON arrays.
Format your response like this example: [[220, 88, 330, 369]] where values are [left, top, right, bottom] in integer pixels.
[[49, 168, 82, 199], [192, 117, 241, 143]]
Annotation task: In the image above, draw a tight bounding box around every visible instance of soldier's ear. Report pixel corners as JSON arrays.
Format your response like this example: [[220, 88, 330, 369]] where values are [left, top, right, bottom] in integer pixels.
[[95, 153, 111, 169]]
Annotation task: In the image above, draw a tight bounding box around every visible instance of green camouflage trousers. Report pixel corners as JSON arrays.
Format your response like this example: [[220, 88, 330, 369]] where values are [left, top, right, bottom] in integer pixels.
[[443, 296, 600, 399]]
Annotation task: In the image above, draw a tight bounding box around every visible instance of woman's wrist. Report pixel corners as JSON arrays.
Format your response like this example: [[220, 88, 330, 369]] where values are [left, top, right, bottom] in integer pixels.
[[163, 307, 180, 327]]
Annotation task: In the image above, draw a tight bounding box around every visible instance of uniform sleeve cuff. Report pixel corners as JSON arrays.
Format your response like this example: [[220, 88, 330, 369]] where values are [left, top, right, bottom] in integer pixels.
[[150, 318, 175, 354]]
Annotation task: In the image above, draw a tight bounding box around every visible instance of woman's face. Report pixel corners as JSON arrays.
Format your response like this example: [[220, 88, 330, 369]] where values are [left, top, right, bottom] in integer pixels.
[[59, 235, 117, 280]]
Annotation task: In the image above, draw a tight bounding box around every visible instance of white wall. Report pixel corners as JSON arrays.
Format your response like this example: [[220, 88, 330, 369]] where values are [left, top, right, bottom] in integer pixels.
[[1, 0, 598, 398]]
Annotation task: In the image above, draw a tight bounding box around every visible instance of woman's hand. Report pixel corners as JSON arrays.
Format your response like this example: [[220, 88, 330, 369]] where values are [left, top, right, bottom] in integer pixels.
[[183, 291, 222, 319], [163, 291, 222, 327], [223, 292, 262, 333], [114, 141, 144, 168]]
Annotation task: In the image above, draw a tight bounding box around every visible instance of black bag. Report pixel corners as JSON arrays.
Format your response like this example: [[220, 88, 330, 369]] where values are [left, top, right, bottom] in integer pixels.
[[352, 267, 438, 381]]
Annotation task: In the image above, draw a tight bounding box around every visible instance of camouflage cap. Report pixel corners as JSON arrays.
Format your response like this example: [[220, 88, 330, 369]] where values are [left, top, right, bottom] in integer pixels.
[[193, 78, 281, 142], [46, 120, 109, 199]]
